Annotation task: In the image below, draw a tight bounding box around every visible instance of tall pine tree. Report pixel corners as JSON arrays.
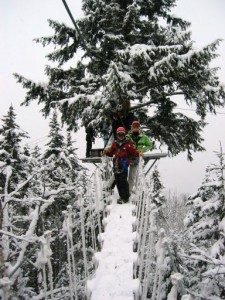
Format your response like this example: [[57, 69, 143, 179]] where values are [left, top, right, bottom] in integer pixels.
[[40, 110, 90, 294], [14, 0, 225, 159], [150, 166, 166, 207], [0, 105, 29, 192]]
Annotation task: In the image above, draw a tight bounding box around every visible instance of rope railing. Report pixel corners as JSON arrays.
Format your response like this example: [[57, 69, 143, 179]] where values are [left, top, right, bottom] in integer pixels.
[[134, 164, 192, 300]]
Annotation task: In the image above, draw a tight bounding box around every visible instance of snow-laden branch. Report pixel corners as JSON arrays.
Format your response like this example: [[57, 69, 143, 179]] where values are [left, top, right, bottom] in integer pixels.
[[5, 204, 40, 282], [180, 243, 225, 267], [1, 197, 52, 210], [185, 289, 222, 300], [0, 230, 37, 243]]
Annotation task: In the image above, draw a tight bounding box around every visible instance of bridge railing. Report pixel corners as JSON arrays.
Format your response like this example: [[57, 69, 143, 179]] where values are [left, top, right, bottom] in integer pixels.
[[59, 156, 191, 300]]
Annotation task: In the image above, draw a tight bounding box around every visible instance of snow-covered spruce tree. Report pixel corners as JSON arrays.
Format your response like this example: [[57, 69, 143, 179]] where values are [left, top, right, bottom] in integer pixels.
[[163, 191, 188, 238], [0, 105, 31, 289], [150, 166, 166, 207], [14, 0, 225, 159], [144, 168, 187, 299], [31, 145, 42, 161], [159, 193, 190, 299], [0, 158, 64, 298], [0, 109, 93, 299], [38, 110, 92, 298], [43, 109, 65, 160], [148, 228, 186, 300], [148, 166, 166, 232], [0, 105, 29, 193], [182, 144, 225, 298], [0, 148, 45, 298], [66, 129, 81, 171]]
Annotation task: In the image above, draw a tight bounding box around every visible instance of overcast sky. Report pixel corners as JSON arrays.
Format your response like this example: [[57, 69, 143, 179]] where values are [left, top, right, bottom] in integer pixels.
[[0, 0, 225, 195]]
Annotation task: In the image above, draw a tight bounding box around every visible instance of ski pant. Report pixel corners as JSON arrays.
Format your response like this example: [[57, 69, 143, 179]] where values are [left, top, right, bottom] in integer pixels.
[[115, 172, 130, 201], [128, 164, 138, 193]]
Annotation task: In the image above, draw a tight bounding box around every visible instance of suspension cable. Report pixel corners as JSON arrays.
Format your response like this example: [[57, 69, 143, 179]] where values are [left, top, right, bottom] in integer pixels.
[[61, 0, 88, 51], [61, 0, 109, 67]]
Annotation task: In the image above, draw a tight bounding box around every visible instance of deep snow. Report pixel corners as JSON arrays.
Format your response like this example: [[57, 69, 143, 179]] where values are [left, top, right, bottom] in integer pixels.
[[87, 194, 140, 300]]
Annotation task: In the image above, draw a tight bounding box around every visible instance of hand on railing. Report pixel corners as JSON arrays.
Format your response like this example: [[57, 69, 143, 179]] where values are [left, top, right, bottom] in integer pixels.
[[101, 147, 110, 156]]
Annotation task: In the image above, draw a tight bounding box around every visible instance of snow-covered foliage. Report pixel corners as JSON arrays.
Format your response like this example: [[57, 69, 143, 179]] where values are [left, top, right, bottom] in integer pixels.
[[182, 144, 225, 299], [150, 166, 166, 207], [163, 191, 189, 237], [14, 0, 225, 159], [0, 105, 29, 193], [0, 107, 99, 299], [127, 159, 188, 300]]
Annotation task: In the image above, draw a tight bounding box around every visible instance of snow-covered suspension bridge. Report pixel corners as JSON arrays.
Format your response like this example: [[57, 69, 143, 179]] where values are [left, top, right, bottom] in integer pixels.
[[83, 155, 190, 300], [0, 154, 192, 300], [65, 154, 191, 300]]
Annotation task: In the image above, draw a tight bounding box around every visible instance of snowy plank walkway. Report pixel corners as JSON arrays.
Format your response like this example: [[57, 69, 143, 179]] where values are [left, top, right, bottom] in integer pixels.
[[87, 199, 139, 300]]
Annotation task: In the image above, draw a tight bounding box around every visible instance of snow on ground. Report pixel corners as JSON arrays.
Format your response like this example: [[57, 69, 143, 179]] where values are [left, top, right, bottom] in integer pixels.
[[87, 194, 139, 300]]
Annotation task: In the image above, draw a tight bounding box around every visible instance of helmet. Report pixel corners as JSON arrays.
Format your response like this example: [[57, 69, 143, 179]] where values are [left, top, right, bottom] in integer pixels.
[[132, 121, 140, 127], [116, 127, 126, 134]]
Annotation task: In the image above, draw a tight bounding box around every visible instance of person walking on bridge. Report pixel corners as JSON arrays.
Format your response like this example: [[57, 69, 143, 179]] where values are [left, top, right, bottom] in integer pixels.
[[127, 121, 153, 192], [104, 127, 140, 204]]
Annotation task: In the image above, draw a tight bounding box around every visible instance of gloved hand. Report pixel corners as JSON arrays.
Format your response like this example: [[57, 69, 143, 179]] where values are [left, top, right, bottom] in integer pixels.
[[101, 147, 110, 156]]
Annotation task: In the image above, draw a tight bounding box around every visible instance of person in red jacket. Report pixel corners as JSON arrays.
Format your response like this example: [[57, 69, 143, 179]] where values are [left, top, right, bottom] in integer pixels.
[[104, 127, 140, 204]]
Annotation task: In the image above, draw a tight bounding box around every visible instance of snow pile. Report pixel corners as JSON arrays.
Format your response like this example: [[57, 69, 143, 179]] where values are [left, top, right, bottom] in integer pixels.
[[87, 196, 141, 300]]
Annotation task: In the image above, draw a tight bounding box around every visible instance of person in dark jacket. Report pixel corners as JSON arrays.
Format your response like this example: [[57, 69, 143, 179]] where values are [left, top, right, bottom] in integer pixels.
[[86, 126, 95, 157], [104, 127, 140, 204], [111, 107, 136, 140], [111, 104, 136, 140], [101, 120, 110, 147]]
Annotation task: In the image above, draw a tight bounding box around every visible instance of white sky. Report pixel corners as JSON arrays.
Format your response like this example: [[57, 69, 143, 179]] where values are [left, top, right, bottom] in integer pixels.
[[0, 0, 225, 195]]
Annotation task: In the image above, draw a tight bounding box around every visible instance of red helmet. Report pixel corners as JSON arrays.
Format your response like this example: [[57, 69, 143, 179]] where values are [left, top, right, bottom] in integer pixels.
[[116, 127, 126, 134], [132, 121, 140, 127]]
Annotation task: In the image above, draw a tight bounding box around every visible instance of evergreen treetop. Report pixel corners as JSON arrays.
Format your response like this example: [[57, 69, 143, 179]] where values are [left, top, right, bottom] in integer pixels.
[[14, 0, 225, 159], [0, 105, 29, 160], [0, 105, 29, 190]]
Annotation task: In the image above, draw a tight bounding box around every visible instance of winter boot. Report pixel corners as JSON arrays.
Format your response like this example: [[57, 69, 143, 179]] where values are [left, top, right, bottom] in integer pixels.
[[117, 198, 123, 204], [117, 198, 129, 204]]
